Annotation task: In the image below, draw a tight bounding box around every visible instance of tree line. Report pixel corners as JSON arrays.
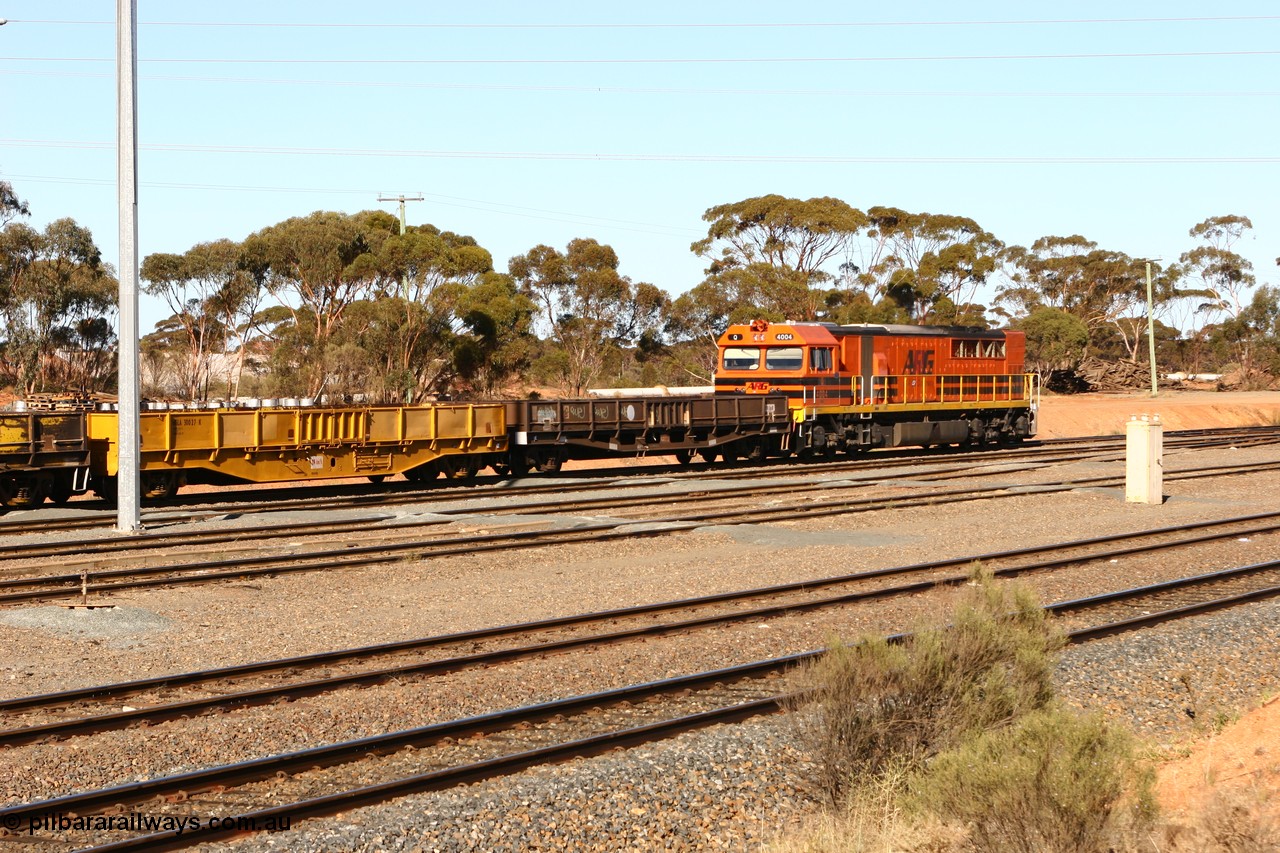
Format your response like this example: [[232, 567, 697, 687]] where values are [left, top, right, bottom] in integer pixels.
[[2, 182, 1276, 400]]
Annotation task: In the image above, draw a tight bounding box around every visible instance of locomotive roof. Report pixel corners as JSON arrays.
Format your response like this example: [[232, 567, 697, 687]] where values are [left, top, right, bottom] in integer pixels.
[[720, 321, 1010, 341], [820, 322, 1008, 339]]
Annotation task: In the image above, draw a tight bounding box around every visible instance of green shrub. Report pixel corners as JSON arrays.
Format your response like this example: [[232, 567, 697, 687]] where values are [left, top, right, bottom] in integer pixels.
[[908, 706, 1156, 853], [799, 566, 1066, 804]]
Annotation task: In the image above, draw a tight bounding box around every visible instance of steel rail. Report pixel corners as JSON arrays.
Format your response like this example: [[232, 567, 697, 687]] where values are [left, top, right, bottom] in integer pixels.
[[4, 456, 1280, 606], [5, 509, 1280, 746], [0, 657, 799, 825], [12, 563, 1280, 851], [4, 423, 1275, 535], [5, 506, 1277, 715], [0, 448, 1093, 561]]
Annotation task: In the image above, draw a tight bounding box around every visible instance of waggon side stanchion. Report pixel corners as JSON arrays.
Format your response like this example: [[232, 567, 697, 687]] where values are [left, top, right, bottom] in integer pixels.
[[1125, 414, 1163, 504]]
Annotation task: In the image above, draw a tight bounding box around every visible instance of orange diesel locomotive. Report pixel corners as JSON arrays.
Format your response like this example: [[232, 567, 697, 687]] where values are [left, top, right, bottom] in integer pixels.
[[716, 320, 1038, 455]]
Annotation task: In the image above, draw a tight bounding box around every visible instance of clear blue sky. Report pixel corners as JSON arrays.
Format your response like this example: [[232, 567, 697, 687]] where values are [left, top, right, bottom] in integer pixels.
[[2, 1, 1277, 332]]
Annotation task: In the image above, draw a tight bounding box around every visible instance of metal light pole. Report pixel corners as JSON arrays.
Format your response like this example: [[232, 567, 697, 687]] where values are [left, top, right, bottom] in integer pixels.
[[1145, 261, 1158, 398], [116, 0, 142, 531]]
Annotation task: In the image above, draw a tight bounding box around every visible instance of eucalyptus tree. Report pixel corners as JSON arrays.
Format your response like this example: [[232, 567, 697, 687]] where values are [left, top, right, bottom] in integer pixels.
[[1001, 236, 1167, 361], [1179, 215, 1256, 323], [0, 181, 29, 226], [243, 210, 398, 397], [510, 238, 668, 396], [1221, 286, 1280, 378], [1013, 307, 1091, 371], [141, 239, 270, 400], [854, 208, 1003, 325], [368, 224, 494, 401], [452, 272, 537, 396], [1180, 214, 1268, 379], [0, 218, 116, 393], [691, 195, 866, 321]]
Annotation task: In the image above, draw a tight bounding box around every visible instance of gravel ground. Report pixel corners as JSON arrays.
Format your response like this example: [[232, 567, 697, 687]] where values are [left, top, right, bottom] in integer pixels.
[[202, 600, 1280, 853], [2, 440, 1280, 849]]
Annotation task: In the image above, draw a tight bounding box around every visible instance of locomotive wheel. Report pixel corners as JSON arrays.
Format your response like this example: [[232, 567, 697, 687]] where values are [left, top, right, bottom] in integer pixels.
[[367, 474, 388, 484]]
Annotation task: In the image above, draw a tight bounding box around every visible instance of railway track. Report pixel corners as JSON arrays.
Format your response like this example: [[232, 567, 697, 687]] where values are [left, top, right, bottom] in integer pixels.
[[3, 424, 1277, 538], [3, 509, 1278, 746], [4, 548, 1278, 851], [4, 452, 1280, 605]]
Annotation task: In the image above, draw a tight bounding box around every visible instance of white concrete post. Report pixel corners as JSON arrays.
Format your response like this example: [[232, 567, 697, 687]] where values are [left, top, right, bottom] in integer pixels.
[[116, 0, 142, 532], [1125, 414, 1163, 504]]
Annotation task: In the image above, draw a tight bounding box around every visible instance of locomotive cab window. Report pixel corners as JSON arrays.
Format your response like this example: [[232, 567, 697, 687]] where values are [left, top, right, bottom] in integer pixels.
[[951, 340, 1005, 359], [765, 347, 803, 371], [809, 347, 833, 372], [722, 347, 761, 370]]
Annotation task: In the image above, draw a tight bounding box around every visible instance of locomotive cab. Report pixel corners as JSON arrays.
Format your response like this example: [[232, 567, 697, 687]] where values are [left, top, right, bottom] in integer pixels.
[[714, 321, 852, 408]]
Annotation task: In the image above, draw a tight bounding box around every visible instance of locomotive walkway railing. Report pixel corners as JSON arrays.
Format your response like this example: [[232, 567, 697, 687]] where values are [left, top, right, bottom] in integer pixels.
[[855, 372, 1040, 408]]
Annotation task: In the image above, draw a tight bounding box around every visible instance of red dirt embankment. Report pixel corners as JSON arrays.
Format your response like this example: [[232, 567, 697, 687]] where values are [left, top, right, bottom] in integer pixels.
[[1038, 390, 1280, 831], [1037, 390, 1280, 439]]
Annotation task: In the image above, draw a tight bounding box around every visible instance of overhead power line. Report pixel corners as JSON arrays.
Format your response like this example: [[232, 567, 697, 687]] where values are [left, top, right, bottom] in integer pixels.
[[3, 139, 1276, 164], [6, 15, 1279, 29], [4, 49, 1279, 65], [2, 173, 703, 237], [4, 69, 1278, 99]]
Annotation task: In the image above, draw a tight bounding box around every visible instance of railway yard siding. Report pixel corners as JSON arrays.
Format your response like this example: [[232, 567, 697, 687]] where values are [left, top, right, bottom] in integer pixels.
[[1, 394, 1279, 848]]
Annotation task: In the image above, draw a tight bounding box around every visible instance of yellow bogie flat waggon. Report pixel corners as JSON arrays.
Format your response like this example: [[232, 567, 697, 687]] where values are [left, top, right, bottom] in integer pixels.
[[86, 403, 508, 497]]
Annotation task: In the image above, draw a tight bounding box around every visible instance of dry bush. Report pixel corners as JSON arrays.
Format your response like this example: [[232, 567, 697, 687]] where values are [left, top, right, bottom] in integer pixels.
[[908, 706, 1156, 853], [1157, 788, 1280, 853], [798, 566, 1065, 804], [767, 764, 962, 853]]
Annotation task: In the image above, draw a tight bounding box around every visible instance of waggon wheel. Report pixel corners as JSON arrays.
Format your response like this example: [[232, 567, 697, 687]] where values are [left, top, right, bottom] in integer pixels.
[[48, 474, 75, 505], [674, 450, 692, 466], [0, 478, 39, 509], [493, 452, 532, 477], [367, 474, 388, 484], [141, 472, 179, 500], [698, 448, 718, 464], [439, 456, 478, 480], [533, 450, 562, 474], [93, 475, 119, 505], [404, 462, 439, 482]]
